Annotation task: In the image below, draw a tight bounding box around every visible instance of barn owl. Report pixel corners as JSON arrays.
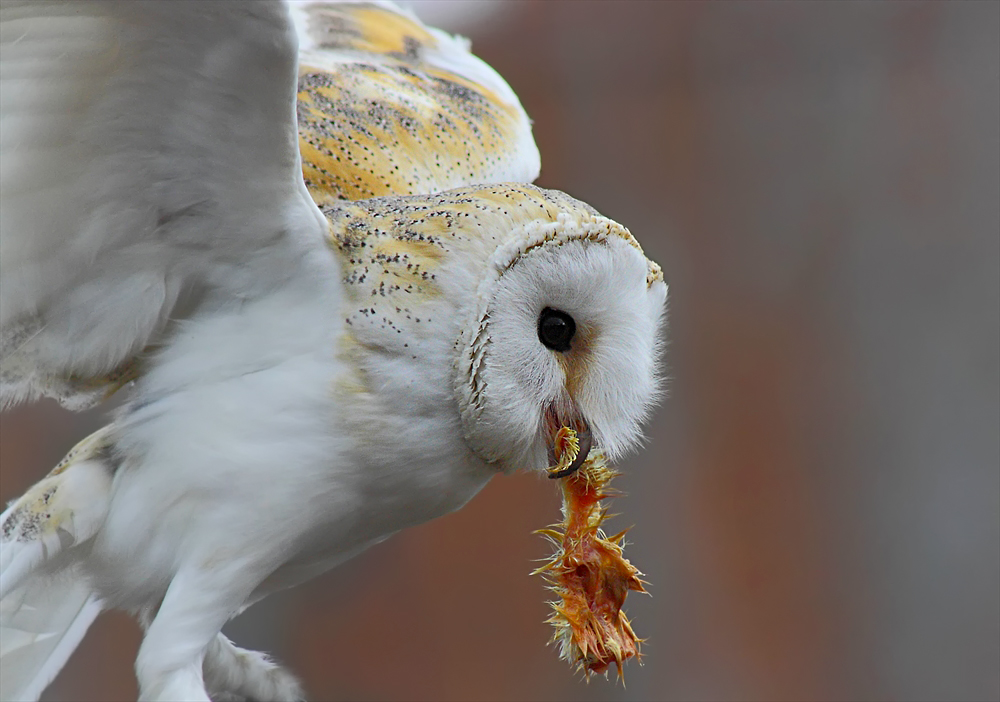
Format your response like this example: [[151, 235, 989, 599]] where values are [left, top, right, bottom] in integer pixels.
[[0, 1, 667, 700]]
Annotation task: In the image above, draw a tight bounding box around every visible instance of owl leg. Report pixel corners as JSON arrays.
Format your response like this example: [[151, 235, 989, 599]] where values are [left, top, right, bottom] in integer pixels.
[[135, 569, 256, 702], [203, 633, 304, 702]]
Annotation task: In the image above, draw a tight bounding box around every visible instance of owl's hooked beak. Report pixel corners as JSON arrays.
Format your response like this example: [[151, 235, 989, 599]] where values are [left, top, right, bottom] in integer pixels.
[[544, 402, 593, 479]]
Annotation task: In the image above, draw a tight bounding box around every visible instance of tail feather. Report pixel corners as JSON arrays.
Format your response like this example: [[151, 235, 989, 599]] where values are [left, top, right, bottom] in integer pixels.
[[0, 426, 115, 702], [0, 577, 103, 701]]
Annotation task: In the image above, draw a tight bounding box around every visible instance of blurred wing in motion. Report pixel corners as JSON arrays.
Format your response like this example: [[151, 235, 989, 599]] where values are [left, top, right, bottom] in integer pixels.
[[0, 0, 540, 409], [0, 0, 328, 408], [291, 0, 540, 204]]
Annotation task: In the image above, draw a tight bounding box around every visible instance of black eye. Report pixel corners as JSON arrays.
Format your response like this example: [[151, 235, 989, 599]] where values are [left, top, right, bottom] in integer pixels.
[[538, 307, 576, 352]]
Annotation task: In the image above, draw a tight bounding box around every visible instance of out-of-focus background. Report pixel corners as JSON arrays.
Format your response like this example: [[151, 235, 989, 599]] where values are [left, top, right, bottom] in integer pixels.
[[2, 2, 997, 700]]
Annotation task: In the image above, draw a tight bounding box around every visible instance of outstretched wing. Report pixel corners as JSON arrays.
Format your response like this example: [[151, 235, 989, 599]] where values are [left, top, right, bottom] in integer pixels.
[[0, 0, 329, 408], [291, 0, 540, 204], [0, 0, 540, 410]]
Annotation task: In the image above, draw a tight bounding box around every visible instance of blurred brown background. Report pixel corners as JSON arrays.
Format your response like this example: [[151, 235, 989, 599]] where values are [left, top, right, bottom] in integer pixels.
[[2, 1, 998, 700]]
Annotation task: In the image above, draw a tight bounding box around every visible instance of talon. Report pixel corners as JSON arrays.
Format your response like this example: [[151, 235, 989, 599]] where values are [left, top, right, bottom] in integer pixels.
[[548, 424, 592, 479]]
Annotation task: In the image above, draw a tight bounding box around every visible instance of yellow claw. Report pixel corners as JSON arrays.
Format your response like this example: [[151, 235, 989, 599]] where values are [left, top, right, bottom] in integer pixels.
[[547, 426, 580, 477]]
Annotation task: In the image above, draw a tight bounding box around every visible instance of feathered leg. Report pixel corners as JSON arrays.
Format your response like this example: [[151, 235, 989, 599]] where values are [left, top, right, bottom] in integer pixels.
[[203, 633, 304, 702], [137, 601, 303, 702], [136, 568, 261, 702]]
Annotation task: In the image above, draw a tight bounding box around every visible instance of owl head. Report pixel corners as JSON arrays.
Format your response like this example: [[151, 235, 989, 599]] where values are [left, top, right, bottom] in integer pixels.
[[327, 184, 667, 475], [449, 188, 667, 475]]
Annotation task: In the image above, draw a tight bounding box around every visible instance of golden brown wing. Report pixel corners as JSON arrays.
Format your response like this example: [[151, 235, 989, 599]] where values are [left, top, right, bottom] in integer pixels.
[[291, 1, 541, 205]]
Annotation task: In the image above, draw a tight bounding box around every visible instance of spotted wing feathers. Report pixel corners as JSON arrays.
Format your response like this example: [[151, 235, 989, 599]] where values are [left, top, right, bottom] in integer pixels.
[[290, 0, 541, 204]]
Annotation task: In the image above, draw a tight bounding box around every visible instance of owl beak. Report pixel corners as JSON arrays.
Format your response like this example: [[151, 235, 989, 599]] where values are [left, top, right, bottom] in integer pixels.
[[544, 402, 593, 479]]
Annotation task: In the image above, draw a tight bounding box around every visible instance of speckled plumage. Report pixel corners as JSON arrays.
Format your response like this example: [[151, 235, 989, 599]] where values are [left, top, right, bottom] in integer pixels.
[[327, 184, 645, 335], [298, 64, 529, 202], [324, 184, 664, 465], [0, 2, 667, 701], [293, 2, 536, 204]]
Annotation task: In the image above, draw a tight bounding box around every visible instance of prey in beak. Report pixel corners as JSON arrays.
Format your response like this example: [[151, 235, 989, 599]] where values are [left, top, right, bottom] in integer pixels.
[[534, 403, 646, 679], [544, 401, 593, 479]]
